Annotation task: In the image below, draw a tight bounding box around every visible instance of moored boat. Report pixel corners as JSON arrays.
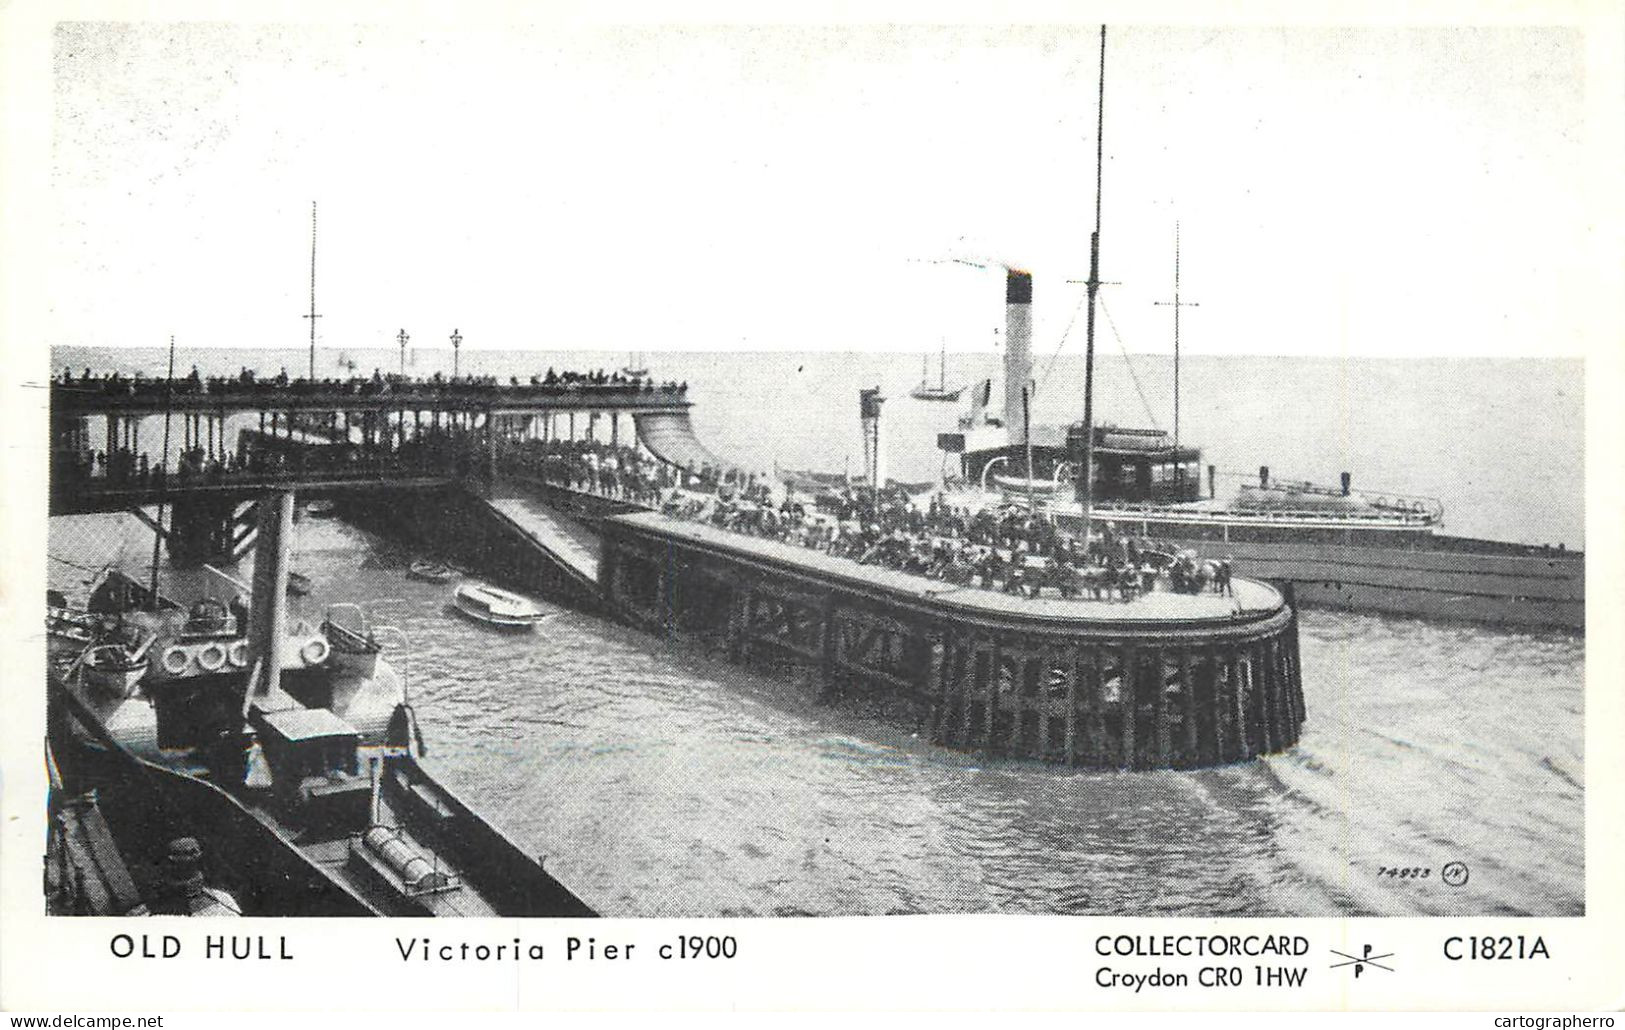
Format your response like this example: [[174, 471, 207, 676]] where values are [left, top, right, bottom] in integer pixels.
[[407, 558, 456, 583], [451, 582, 557, 629]]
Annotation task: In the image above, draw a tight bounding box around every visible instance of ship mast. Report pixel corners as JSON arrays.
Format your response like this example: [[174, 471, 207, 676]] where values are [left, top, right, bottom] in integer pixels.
[[1154, 222, 1199, 451], [1076, 25, 1107, 543], [148, 333, 177, 605], [302, 201, 321, 381]]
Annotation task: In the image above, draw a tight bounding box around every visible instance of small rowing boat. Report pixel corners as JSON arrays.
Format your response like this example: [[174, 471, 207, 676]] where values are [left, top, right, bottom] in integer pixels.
[[407, 559, 456, 584], [451, 582, 557, 630]]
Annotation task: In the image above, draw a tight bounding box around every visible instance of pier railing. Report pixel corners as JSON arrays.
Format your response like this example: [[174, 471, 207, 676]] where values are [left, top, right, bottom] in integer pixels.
[[50, 374, 692, 416], [1060, 498, 1442, 528], [49, 452, 458, 516]]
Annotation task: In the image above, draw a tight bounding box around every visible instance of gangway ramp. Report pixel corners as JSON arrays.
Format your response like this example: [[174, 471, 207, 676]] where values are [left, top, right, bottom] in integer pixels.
[[484, 488, 602, 586]]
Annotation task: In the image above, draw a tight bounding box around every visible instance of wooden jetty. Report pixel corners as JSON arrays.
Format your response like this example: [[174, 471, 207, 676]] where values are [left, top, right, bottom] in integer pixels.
[[598, 512, 1303, 769]]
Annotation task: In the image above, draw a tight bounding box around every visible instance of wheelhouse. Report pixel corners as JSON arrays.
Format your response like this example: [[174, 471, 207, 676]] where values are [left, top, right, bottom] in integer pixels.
[[950, 424, 1202, 505]]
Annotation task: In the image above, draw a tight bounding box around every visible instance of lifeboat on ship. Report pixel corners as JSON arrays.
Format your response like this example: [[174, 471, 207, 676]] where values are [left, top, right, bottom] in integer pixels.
[[80, 641, 153, 698]]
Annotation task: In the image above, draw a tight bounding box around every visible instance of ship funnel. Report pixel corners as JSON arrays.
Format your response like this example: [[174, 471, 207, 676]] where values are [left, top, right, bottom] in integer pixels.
[[859, 387, 886, 491], [1004, 270, 1033, 447]]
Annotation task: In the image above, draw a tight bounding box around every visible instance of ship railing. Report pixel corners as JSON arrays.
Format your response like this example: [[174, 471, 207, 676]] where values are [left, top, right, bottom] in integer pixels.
[[1067, 500, 1442, 527], [1349, 489, 1445, 520]]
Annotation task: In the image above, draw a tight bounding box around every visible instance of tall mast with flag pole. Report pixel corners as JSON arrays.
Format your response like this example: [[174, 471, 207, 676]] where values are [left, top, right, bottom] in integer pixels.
[[303, 202, 321, 380], [1076, 25, 1107, 544], [1154, 221, 1199, 451]]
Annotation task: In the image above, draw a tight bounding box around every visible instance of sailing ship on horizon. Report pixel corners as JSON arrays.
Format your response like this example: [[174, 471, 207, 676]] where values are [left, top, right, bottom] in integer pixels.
[[909, 340, 964, 402]]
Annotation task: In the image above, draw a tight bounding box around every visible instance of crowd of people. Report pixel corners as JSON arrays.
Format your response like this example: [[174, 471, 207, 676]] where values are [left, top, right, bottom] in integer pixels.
[[498, 437, 681, 507], [54, 365, 687, 403], [52, 423, 475, 494], [661, 485, 1234, 603]]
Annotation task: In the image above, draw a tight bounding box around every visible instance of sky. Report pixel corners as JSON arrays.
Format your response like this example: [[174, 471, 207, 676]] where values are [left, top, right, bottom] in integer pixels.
[[33, 17, 1603, 358]]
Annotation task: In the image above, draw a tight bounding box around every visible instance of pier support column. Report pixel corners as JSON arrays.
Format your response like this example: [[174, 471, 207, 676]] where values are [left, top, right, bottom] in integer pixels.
[[1179, 648, 1198, 767], [818, 595, 838, 695], [1153, 647, 1172, 768], [982, 637, 1002, 756], [1286, 616, 1306, 727], [1120, 644, 1137, 769], [728, 587, 754, 663], [1272, 637, 1298, 747], [1209, 647, 1230, 763], [246, 490, 296, 702], [1085, 653, 1108, 766], [925, 628, 950, 741], [1229, 650, 1250, 760], [484, 407, 497, 496], [1063, 644, 1080, 765], [656, 564, 673, 636], [959, 638, 983, 747], [1251, 643, 1276, 753]]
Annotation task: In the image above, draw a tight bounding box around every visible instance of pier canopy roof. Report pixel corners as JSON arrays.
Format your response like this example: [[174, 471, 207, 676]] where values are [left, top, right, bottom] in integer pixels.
[[633, 411, 750, 478]]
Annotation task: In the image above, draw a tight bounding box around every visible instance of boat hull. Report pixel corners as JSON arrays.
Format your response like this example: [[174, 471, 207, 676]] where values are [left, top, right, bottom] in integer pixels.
[[407, 561, 456, 583], [1059, 525, 1583, 631], [49, 679, 595, 917], [450, 598, 543, 629]]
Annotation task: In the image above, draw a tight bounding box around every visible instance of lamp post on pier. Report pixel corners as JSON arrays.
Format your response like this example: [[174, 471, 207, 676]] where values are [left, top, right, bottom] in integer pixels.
[[397, 329, 409, 377], [451, 328, 462, 379]]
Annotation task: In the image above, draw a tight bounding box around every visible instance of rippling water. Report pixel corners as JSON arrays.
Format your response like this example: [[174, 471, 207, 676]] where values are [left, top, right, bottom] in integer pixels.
[[47, 347, 1585, 916], [47, 511, 1584, 917]]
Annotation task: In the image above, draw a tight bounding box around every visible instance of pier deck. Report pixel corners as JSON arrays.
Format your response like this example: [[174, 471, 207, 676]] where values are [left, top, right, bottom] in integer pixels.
[[610, 510, 1283, 634]]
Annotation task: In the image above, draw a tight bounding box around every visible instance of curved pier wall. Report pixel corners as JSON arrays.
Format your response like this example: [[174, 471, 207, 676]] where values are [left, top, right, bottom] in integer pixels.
[[599, 516, 1305, 769]]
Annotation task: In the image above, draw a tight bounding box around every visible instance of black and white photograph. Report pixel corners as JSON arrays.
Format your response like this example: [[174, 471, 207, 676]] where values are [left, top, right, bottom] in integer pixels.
[[3, 1, 1620, 1015]]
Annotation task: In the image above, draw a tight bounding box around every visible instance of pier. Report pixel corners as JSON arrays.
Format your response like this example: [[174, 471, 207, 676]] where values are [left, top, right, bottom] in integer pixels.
[[599, 511, 1303, 768], [51, 367, 1306, 770], [49, 370, 700, 564]]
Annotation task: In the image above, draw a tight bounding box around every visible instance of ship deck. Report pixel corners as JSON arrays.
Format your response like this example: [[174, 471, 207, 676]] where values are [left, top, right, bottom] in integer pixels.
[[278, 820, 502, 918]]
